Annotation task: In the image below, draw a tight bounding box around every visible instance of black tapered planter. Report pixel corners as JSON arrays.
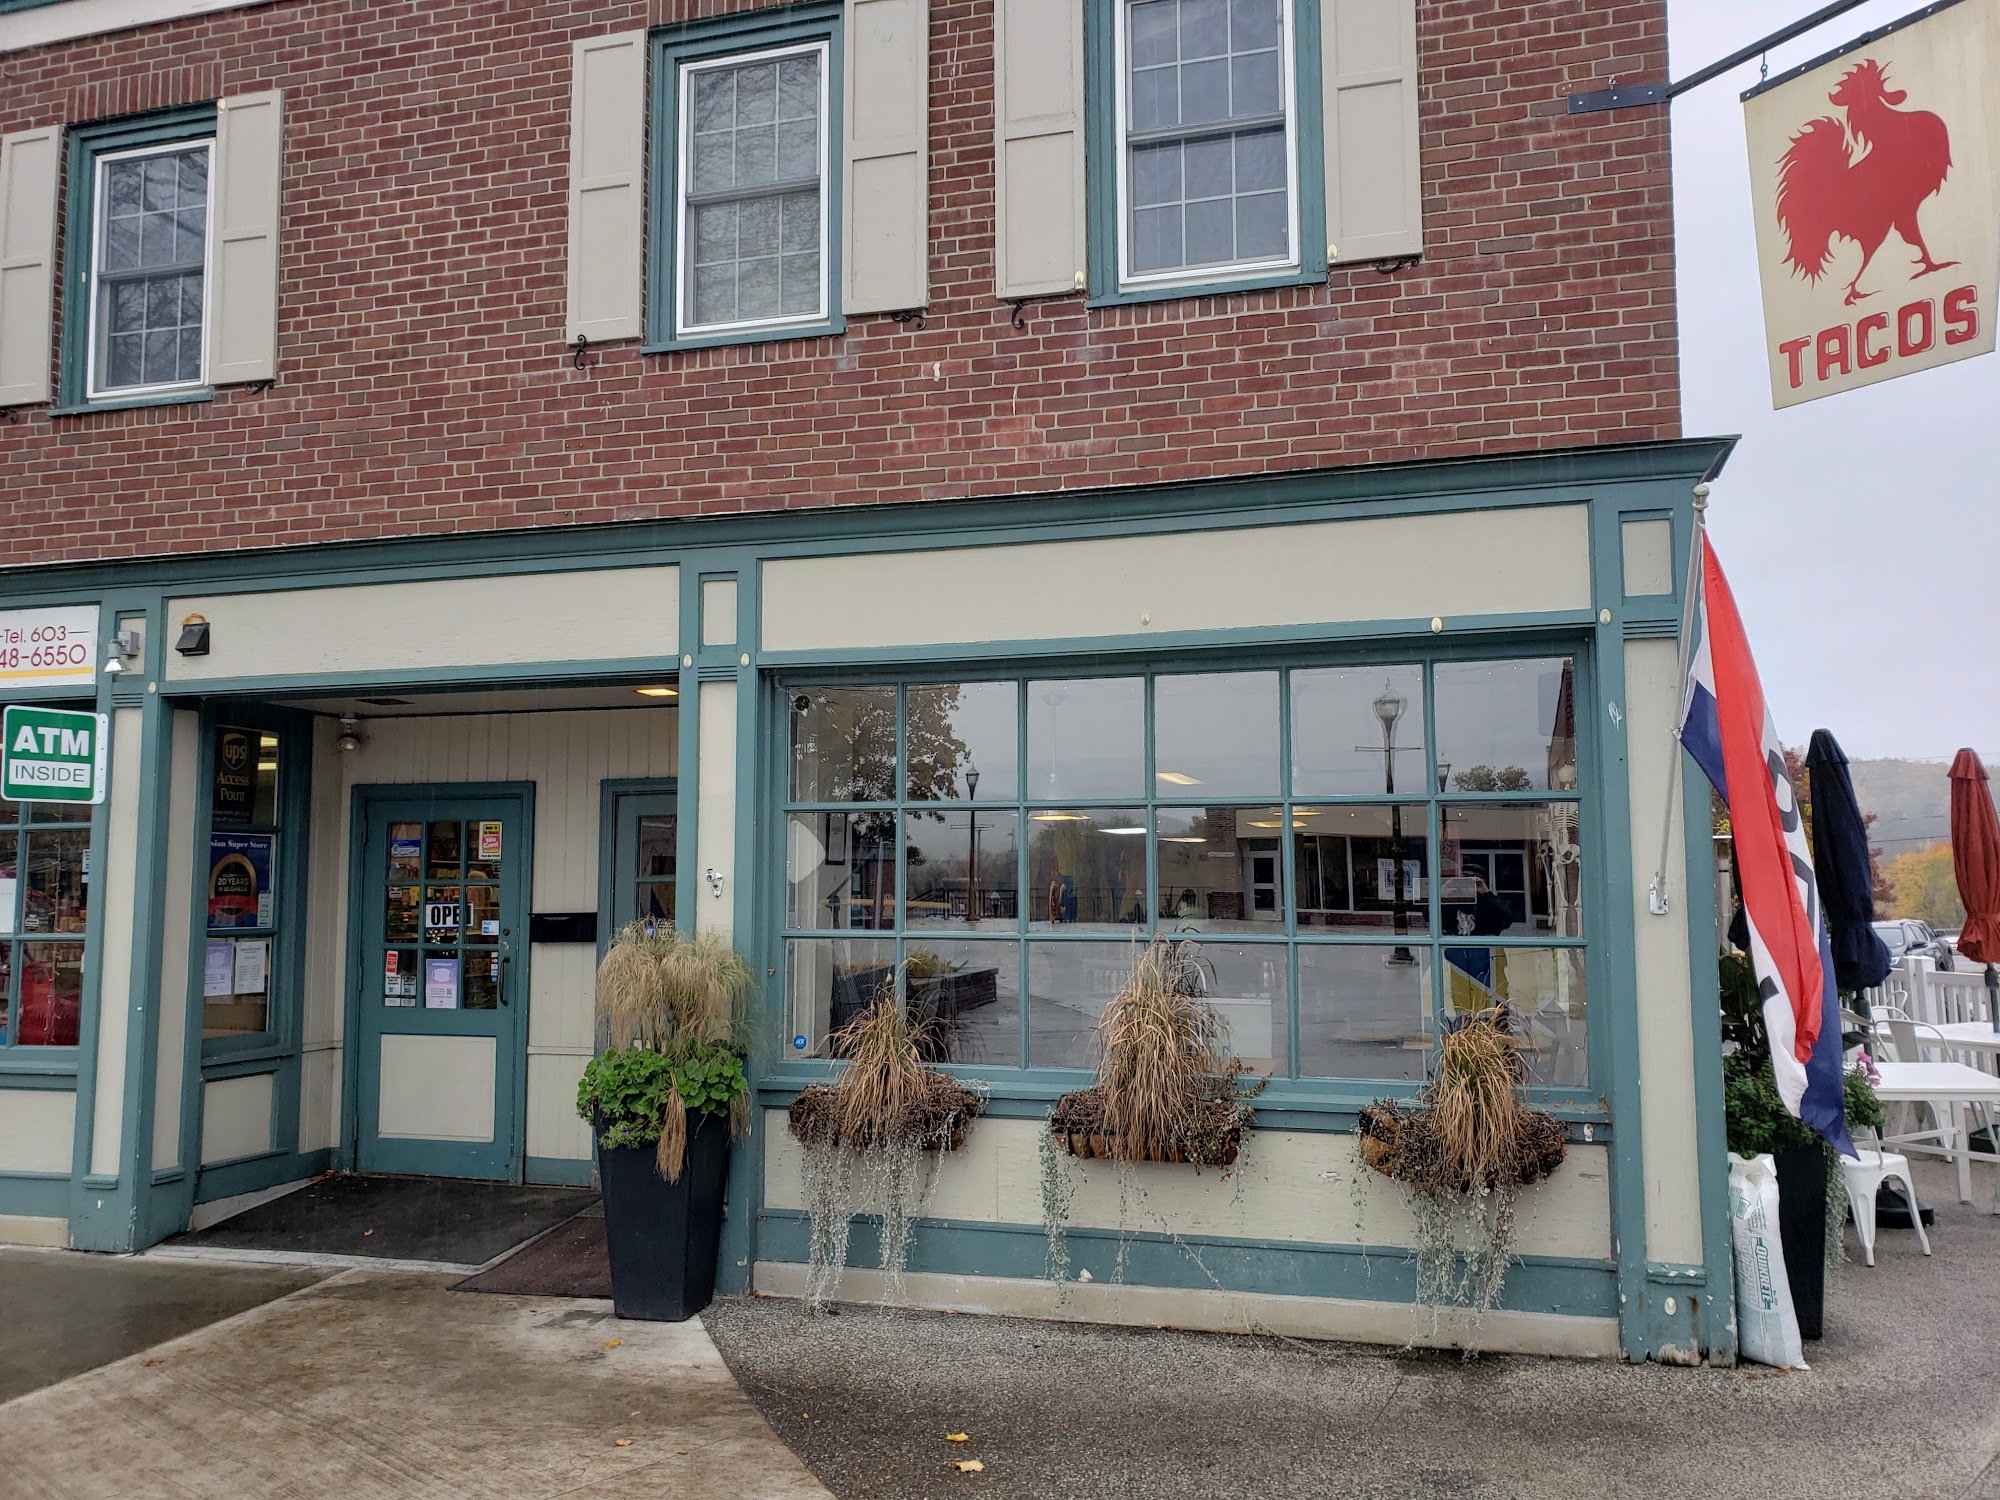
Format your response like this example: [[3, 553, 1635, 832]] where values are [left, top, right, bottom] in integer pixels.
[[1772, 1144, 1827, 1341], [596, 1111, 730, 1322]]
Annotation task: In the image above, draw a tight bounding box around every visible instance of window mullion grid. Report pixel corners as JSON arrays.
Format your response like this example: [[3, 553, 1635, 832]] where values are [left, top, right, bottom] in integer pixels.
[[1142, 673, 1157, 943], [894, 686, 908, 1003], [1016, 680, 1030, 1069], [1423, 662, 1443, 1038], [1279, 664, 1300, 1078]]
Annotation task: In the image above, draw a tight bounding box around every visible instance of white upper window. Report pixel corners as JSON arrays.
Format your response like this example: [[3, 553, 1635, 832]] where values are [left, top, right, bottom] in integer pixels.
[[1115, 0, 1299, 289], [88, 140, 212, 398], [676, 42, 831, 338]]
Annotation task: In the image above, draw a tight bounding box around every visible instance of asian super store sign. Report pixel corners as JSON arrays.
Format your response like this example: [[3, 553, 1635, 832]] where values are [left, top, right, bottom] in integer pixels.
[[3, 706, 109, 805]]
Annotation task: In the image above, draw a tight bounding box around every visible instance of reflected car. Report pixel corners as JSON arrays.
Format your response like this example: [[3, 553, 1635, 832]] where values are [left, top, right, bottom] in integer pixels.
[[1872, 919, 1955, 971]]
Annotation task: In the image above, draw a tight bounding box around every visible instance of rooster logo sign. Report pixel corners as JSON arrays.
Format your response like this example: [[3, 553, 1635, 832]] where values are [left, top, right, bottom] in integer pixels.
[[1775, 58, 1956, 306]]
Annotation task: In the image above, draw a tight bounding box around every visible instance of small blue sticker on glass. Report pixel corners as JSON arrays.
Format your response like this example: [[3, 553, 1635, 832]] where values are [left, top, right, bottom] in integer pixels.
[[792, 1034, 808, 1051]]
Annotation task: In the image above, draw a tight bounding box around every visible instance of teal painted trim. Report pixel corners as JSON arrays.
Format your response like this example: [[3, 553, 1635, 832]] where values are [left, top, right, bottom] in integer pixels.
[[162, 656, 677, 700], [526, 1155, 594, 1188], [46, 389, 213, 419], [165, 697, 222, 1236], [716, 565, 764, 1296], [0, 1173, 71, 1218], [647, 2, 846, 349], [0, 1068, 78, 1088], [58, 105, 219, 413], [758, 610, 1602, 672], [197, 1053, 287, 1082], [754, 1211, 1618, 1318], [1084, 0, 1327, 306], [193, 1148, 332, 1206], [1644, 1261, 1708, 1285], [1583, 496, 1651, 1361], [0, 440, 1738, 607]]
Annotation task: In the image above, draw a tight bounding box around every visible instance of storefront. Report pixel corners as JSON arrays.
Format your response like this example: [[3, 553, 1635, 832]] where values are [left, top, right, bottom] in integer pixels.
[[0, 439, 1736, 1361]]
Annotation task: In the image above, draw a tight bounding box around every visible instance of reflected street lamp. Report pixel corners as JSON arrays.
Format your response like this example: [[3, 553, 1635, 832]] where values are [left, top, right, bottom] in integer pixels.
[[965, 762, 980, 924], [1372, 686, 1416, 965]]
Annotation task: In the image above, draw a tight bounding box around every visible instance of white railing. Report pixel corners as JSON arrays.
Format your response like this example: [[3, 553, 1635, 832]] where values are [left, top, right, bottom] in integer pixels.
[[1861, 955, 1993, 1025]]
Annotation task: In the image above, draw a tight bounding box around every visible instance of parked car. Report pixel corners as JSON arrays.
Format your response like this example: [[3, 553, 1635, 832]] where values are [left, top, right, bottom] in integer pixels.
[[1873, 919, 1955, 971]]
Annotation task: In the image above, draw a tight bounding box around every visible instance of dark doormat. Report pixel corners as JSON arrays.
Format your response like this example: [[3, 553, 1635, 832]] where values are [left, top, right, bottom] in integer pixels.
[[170, 1174, 598, 1267], [453, 1204, 611, 1297]]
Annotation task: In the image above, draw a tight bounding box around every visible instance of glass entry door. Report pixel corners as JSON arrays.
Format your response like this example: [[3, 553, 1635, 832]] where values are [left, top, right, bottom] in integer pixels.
[[356, 791, 528, 1179]]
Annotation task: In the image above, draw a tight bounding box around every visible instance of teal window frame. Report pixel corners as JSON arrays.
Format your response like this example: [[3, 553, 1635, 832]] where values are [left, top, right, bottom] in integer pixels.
[[598, 779, 680, 949], [1085, 0, 1328, 307], [769, 641, 1600, 1118], [196, 706, 311, 1063], [644, 2, 846, 353], [55, 104, 219, 416]]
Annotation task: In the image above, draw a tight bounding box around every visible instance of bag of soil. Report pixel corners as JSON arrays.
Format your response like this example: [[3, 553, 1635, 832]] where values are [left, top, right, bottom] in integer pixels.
[[1728, 1152, 1809, 1370]]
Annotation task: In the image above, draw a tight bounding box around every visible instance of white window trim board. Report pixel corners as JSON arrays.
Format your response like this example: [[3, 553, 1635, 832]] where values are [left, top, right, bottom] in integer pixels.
[[1113, 0, 1301, 293], [0, 0, 281, 53], [84, 137, 214, 402], [674, 39, 832, 341]]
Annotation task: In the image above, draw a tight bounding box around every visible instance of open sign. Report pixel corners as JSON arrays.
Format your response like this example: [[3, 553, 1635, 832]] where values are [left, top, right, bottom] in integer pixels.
[[424, 901, 460, 931]]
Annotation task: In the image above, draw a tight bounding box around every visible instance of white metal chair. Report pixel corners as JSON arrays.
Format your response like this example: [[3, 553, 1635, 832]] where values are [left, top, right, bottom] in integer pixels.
[[1838, 1138, 1933, 1265], [1877, 1017, 1965, 1161]]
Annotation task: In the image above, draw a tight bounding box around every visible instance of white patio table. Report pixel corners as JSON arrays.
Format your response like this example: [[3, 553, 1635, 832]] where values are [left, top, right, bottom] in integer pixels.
[[1872, 1060, 2000, 1212]]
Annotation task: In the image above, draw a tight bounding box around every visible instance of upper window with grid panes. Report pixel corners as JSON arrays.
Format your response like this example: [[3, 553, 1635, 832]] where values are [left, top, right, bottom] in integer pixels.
[[672, 39, 832, 341], [88, 141, 212, 398], [1116, 0, 1298, 290]]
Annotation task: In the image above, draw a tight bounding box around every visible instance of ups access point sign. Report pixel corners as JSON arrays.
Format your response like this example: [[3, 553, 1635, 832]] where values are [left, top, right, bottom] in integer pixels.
[[3, 706, 109, 805]]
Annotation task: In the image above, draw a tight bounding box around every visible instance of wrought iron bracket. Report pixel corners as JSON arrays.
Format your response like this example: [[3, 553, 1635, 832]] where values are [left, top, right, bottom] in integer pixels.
[[571, 334, 594, 371], [1373, 254, 1421, 276], [889, 308, 927, 330]]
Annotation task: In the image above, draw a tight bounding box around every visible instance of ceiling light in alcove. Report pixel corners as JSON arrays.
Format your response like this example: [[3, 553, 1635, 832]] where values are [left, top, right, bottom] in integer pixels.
[[359, 697, 413, 707], [1155, 771, 1202, 786], [636, 686, 680, 698]]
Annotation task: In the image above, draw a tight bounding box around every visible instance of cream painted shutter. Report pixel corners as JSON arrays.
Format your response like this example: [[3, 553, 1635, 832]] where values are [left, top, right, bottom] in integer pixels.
[[567, 30, 646, 343], [210, 90, 284, 385], [1322, 0, 1422, 264], [0, 126, 60, 408], [993, 0, 1084, 298], [844, 0, 929, 314]]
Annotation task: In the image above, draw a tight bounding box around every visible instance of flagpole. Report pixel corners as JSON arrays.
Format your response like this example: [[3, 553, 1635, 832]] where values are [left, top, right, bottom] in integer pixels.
[[1649, 482, 1710, 916]]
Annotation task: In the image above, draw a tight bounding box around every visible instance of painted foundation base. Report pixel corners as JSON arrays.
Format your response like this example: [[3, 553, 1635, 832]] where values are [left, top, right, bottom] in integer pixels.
[[752, 1261, 1621, 1359], [0, 1213, 69, 1248]]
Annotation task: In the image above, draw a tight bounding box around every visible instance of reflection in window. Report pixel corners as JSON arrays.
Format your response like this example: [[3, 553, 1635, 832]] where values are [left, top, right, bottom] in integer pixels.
[[1435, 657, 1579, 793], [1291, 665, 1425, 797], [1299, 946, 1431, 1082], [1027, 809, 1148, 927], [1444, 947, 1587, 1088], [1027, 678, 1143, 800], [786, 936, 895, 1057], [0, 781, 94, 1045], [906, 682, 1019, 802], [1157, 806, 1283, 930], [906, 939, 1020, 1067], [1153, 671, 1279, 797], [205, 726, 284, 1040], [1292, 804, 1431, 934], [1026, 939, 1141, 1068], [790, 686, 897, 803], [1441, 802, 1583, 938], [786, 810, 897, 930], [905, 810, 1020, 930]]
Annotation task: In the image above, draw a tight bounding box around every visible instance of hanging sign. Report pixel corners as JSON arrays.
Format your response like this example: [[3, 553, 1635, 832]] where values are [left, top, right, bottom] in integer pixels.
[[2, 706, 109, 805], [0, 608, 97, 690], [1745, 0, 2000, 407]]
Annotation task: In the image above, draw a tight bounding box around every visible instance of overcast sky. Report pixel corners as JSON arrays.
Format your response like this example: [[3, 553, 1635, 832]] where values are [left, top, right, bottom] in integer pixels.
[[1667, 0, 2000, 761]]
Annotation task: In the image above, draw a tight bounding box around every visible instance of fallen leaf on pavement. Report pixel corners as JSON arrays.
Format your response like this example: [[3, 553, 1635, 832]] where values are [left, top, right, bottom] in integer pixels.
[[603, 1339, 623, 1348], [362, 1229, 374, 1237], [613, 1439, 634, 1448], [953, 1459, 984, 1473], [945, 1434, 969, 1443]]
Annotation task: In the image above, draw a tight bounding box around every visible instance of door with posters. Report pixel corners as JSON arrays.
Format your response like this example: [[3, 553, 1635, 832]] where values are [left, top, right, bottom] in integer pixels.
[[355, 789, 530, 1179]]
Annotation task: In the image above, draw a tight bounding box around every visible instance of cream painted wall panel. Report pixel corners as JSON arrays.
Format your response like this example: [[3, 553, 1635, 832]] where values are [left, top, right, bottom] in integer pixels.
[[527, 1052, 593, 1162], [164, 566, 677, 683], [763, 507, 1590, 653], [378, 1035, 496, 1142], [89, 707, 146, 1180], [298, 1046, 341, 1153], [152, 712, 200, 1174], [1621, 519, 1674, 597], [199, 1074, 274, 1165], [0, 1214, 67, 1247], [763, 1113, 1612, 1261], [304, 719, 347, 1050], [1627, 638, 1703, 1264], [0, 1089, 75, 1174], [530, 946, 597, 1054], [696, 682, 737, 940]]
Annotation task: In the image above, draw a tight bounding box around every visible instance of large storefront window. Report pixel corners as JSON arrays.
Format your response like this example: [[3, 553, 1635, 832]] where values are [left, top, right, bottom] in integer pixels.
[[203, 724, 283, 1040], [779, 655, 1590, 1088], [0, 791, 91, 1048]]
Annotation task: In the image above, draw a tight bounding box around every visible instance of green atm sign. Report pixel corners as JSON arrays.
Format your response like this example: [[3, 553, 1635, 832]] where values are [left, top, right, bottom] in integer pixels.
[[2, 706, 109, 805]]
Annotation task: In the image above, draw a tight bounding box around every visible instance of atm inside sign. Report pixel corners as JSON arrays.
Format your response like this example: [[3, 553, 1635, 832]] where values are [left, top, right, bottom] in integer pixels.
[[3, 706, 109, 805]]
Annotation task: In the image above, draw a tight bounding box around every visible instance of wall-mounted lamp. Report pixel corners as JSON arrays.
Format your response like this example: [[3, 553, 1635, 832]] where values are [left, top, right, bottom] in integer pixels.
[[174, 614, 211, 657], [704, 868, 725, 898], [102, 629, 139, 676], [336, 715, 364, 753]]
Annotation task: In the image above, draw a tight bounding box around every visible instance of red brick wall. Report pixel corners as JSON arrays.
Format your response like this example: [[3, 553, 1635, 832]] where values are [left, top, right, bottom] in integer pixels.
[[0, 0, 1677, 565]]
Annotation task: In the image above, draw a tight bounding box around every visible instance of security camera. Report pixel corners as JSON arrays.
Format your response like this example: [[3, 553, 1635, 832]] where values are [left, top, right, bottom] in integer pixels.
[[792, 693, 812, 713]]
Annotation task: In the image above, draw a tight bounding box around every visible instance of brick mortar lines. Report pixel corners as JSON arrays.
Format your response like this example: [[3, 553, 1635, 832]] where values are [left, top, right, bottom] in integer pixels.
[[0, 0, 1678, 565]]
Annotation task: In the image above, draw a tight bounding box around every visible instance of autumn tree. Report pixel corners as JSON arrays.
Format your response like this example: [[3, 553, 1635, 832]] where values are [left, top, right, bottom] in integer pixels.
[[1882, 842, 1965, 931]]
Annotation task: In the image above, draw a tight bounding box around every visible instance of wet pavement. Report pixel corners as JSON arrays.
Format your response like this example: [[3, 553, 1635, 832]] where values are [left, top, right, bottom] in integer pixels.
[[706, 1159, 2000, 1500], [0, 1248, 324, 1404]]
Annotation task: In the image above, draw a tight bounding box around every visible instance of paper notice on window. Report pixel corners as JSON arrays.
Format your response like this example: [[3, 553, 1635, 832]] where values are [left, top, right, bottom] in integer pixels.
[[425, 956, 460, 1010], [232, 938, 269, 995], [0, 875, 13, 935], [478, 821, 503, 862], [204, 941, 235, 999]]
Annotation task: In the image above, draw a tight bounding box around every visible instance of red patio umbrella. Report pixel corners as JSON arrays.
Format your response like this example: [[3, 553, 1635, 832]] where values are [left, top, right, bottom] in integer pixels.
[[1947, 749, 2000, 1032]]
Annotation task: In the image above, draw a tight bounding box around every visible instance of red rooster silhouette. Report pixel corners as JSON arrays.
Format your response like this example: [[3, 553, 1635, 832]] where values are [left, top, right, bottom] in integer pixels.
[[1775, 58, 1955, 306]]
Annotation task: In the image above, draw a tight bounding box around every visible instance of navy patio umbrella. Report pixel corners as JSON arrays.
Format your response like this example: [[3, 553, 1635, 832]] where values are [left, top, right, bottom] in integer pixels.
[[1805, 730, 1893, 1003]]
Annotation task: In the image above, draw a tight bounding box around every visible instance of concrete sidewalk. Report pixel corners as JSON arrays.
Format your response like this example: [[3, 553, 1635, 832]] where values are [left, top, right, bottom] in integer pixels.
[[0, 1266, 831, 1500], [708, 1159, 2000, 1500]]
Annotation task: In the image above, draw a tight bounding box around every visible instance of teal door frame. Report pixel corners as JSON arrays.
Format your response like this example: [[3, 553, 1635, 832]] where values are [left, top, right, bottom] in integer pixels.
[[344, 782, 535, 1180], [597, 778, 680, 953]]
